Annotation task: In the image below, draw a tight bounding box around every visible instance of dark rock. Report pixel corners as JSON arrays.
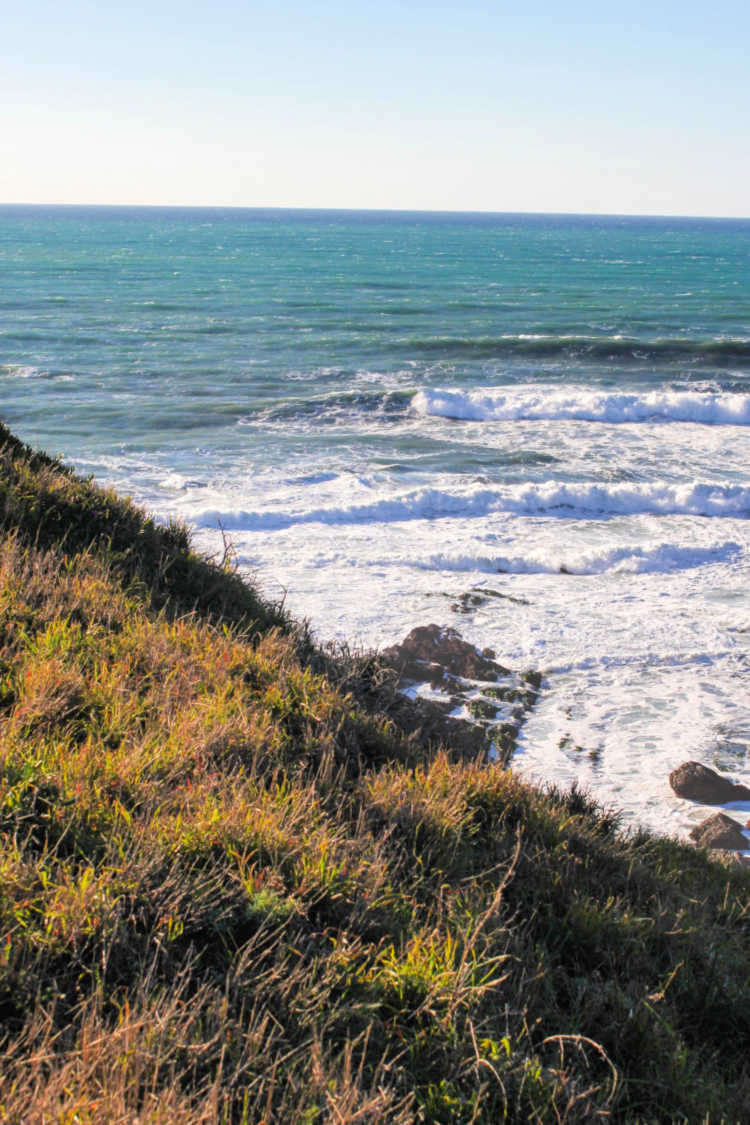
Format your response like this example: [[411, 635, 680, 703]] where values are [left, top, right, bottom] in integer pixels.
[[384, 693, 490, 760], [669, 761, 750, 804], [483, 685, 513, 702], [451, 592, 486, 614], [468, 698, 502, 722], [381, 624, 509, 687], [493, 722, 520, 763], [478, 587, 531, 606], [689, 813, 748, 851], [380, 625, 542, 766]]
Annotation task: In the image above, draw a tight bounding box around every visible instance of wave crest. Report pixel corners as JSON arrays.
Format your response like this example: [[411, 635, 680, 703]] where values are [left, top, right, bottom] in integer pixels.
[[194, 480, 750, 532], [424, 541, 742, 576], [413, 387, 750, 425]]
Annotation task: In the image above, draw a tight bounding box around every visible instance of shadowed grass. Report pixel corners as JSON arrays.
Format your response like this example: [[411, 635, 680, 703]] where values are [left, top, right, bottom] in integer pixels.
[[0, 422, 290, 637], [1, 423, 750, 1122]]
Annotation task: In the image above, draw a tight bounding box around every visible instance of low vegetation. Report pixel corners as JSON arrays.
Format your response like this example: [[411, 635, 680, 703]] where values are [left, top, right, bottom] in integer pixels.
[[1, 420, 749, 1123]]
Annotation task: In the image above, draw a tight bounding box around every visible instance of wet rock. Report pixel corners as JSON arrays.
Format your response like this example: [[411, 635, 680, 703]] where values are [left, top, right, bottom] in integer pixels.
[[381, 624, 542, 767], [479, 587, 531, 607], [689, 813, 748, 851], [483, 674, 541, 711], [384, 694, 491, 760], [381, 624, 509, 687], [669, 761, 750, 804], [521, 670, 543, 692], [450, 586, 531, 611], [493, 722, 521, 762], [451, 592, 486, 614], [468, 698, 502, 722], [486, 684, 528, 703]]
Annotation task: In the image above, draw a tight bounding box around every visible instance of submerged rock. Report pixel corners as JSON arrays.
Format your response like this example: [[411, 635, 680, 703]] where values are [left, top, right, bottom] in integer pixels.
[[448, 586, 532, 614], [451, 591, 486, 614], [669, 761, 750, 804], [689, 813, 748, 852]]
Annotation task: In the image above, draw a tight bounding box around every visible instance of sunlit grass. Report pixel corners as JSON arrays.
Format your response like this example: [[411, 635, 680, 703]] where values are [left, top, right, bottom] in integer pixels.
[[1, 420, 750, 1122]]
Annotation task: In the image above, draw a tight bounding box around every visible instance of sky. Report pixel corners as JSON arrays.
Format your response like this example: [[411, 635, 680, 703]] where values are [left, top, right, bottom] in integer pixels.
[[2, 0, 749, 217]]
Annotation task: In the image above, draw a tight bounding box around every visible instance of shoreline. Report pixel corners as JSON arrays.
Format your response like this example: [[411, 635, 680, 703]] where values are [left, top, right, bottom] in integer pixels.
[[2, 418, 750, 1120]]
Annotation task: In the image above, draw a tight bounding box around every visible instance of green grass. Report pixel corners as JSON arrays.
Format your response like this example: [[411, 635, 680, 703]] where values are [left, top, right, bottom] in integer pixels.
[[1, 421, 749, 1123]]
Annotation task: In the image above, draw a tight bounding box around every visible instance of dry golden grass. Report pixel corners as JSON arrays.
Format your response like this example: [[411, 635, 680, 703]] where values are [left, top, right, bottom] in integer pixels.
[[2, 422, 750, 1122]]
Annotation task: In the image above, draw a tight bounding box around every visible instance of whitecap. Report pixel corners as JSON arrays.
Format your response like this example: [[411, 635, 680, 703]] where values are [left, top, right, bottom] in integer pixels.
[[413, 386, 750, 426], [422, 541, 743, 576], [1, 363, 43, 379], [193, 480, 750, 531]]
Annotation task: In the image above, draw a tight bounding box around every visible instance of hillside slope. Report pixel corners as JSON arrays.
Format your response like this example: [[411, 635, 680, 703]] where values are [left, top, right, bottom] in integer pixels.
[[1, 422, 749, 1124]]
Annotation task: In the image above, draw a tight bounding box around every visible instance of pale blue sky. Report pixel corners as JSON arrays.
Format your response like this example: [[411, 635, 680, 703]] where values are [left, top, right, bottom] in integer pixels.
[[3, 0, 748, 215]]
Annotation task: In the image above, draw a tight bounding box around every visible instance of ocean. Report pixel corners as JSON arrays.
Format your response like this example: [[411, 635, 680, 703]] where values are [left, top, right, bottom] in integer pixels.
[[2, 204, 750, 838]]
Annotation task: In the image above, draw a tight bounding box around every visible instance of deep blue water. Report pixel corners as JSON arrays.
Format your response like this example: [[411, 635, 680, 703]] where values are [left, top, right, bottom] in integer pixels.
[[2, 206, 749, 463]]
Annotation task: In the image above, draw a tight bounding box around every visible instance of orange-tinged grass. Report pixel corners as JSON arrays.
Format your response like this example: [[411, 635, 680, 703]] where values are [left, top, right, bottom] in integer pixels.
[[2, 423, 750, 1122]]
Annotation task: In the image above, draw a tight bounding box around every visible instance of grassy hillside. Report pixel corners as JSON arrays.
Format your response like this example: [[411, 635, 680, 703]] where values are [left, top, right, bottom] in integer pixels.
[[1, 421, 750, 1123]]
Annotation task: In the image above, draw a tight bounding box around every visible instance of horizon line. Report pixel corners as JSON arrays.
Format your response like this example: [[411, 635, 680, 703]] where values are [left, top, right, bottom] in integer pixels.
[[1, 202, 749, 223]]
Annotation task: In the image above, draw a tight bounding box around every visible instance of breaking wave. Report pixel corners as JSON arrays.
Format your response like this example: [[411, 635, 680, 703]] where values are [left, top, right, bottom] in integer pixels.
[[422, 541, 742, 576], [414, 387, 750, 425], [194, 480, 750, 532]]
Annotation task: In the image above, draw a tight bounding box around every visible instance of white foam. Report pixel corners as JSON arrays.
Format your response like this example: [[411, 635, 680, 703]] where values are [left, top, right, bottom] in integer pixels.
[[424, 541, 742, 576], [515, 654, 750, 840], [504, 481, 750, 519], [1, 363, 43, 379], [194, 487, 497, 531], [77, 379, 750, 845], [414, 386, 750, 426], [194, 480, 750, 531]]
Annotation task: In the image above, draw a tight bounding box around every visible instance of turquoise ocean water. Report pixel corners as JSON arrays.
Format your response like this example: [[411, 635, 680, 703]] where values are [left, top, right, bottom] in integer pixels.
[[2, 205, 750, 834]]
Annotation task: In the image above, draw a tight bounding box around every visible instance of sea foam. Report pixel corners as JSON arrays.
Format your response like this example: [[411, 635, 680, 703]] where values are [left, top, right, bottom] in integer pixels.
[[413, 387, 750, 425], [195, 480, 750, 531], [422, 541, 742, 576], [1, 363, 43, 379]]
